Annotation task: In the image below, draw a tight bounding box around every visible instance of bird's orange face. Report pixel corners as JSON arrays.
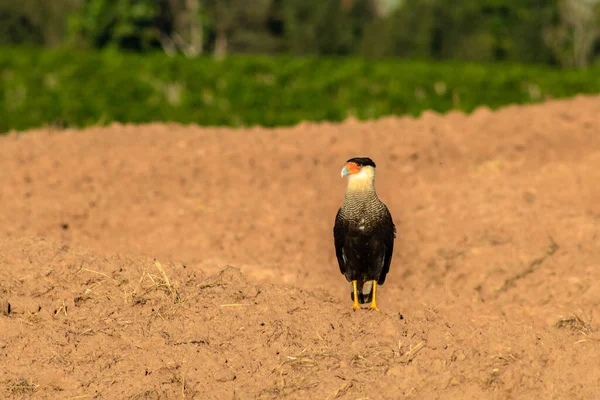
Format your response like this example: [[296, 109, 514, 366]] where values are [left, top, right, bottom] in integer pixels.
[[341, 162, 362, 177]]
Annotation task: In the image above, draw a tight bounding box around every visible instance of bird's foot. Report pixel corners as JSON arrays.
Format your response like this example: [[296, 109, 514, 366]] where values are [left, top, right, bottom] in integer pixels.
[[351, 280, 360, 310], [369, 280, 379, 311]]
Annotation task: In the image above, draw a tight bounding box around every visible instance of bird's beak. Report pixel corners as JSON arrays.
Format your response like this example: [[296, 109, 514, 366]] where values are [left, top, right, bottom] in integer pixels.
[[341, 165, 349, 178]]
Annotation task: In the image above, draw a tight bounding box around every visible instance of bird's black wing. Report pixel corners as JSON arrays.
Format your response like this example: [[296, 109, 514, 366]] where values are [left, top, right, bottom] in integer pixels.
[[377, 205, 396, 285], [333, 208, 348, 276]]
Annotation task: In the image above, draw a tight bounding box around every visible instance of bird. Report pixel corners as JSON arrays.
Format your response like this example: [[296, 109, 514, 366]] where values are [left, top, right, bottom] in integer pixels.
[[333, 157, 396, 311]]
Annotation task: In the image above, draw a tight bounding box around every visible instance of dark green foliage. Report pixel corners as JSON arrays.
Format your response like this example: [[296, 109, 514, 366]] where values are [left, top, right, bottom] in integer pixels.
[[360, 0, 560, 65], [1, 47, 600, 134], [0, 0, 80, 47], [67, 0, 160, 50], [282, 0, 377, 55], [2, 0, 599, 68]]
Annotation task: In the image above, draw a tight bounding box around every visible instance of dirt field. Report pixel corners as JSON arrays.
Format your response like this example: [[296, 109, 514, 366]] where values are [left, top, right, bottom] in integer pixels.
[[1, 95, 600, 399]]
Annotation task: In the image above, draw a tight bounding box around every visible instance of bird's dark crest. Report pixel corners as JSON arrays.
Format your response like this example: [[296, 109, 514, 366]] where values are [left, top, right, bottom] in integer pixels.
[[346, 157, 376, 168]]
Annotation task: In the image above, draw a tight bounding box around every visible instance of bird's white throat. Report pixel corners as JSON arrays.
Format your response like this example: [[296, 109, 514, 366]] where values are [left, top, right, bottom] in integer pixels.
[[346, 166, 376, 193]]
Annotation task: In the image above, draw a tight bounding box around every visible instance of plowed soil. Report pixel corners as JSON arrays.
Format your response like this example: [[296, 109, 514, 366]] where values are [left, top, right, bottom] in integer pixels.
[[1, 95, 600, 399]]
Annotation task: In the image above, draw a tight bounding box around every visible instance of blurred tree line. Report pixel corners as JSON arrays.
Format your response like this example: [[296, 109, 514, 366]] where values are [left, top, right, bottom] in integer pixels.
[[1, 0, 599, 68]]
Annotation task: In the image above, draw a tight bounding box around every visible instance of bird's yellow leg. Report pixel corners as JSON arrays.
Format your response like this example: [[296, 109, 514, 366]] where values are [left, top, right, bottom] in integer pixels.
[[352, 280, 360, 310], [369, 280, 379, 311]]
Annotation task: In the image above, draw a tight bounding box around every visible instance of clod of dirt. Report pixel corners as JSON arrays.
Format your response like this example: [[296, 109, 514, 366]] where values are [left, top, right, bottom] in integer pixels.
[[4, 378, 38, 397], [0, 299, 10, 316], [198, 265, 259, 300], [555, 315, 592, 334]]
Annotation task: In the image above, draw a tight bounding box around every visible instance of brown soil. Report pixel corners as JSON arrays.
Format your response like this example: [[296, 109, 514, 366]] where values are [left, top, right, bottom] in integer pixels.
[[1, 95, 600, 399]]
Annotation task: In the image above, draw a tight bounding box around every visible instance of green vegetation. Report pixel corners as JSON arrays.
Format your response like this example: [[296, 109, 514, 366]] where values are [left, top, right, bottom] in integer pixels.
[[2, 0, 600, 133], [2, 47, 600, 133], [3, 0, 600, 69]]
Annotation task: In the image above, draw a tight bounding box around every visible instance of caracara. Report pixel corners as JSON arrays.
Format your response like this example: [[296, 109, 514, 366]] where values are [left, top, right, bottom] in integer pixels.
[[333, 157, 396, 311]]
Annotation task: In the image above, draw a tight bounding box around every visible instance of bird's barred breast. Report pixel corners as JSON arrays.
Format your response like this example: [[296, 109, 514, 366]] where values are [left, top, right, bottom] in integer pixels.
[[339, 197, 389, 232]]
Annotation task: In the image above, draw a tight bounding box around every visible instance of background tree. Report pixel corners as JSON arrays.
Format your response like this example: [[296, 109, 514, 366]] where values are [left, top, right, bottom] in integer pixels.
[[544, 0, 600, 68], [67, 0, 160, 50], [281, 0, 377, 55], [0, 0, 599, 67], [0, 0, 80, 47], [202, 0, 277, 58], [158, 0, 207, 56]]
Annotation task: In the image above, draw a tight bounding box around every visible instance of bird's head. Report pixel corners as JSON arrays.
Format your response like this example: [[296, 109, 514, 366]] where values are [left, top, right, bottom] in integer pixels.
[[341, 157, 376, 190]]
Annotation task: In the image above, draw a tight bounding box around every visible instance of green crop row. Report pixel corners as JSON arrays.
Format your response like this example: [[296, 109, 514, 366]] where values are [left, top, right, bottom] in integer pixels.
[[2, 46, 600, 133]]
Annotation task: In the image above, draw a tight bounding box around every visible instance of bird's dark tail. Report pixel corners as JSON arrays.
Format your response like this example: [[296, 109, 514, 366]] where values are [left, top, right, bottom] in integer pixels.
[[350, 281, 374, 304]]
